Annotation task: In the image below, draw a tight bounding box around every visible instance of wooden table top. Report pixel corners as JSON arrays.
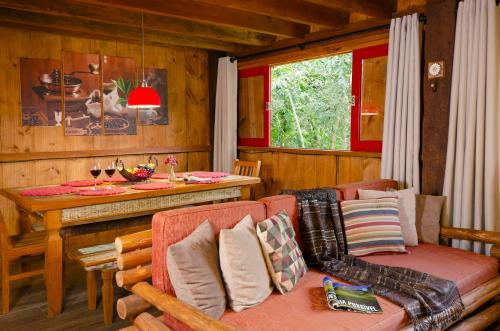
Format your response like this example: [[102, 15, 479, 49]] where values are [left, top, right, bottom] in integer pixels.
[[0, 175, 260, 213]]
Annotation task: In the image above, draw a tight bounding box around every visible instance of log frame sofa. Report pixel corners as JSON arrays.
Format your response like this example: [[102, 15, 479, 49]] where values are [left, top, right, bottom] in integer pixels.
[[114, 179, 500, 331]]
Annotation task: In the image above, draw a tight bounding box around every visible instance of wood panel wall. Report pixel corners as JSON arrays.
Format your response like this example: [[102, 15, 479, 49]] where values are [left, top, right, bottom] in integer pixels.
[[238, 147, 381, 199], [0, 26, 211, 234]]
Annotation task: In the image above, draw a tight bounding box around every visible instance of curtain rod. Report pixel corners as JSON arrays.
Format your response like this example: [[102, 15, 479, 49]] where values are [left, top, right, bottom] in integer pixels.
[[230, 13, 426, 63]]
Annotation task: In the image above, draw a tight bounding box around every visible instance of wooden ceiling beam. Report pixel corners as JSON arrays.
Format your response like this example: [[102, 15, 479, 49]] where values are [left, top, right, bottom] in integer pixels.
[[195, 0, 348, 28], [74, 0, 310, 38], [0, 8, 251, 52], [0, 0, 275, 46], [305, 0, 396, 19]]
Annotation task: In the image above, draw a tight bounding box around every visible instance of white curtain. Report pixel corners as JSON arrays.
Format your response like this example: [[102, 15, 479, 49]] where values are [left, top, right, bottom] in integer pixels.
[[213, 57, 238, 173], [381, 14, 421, 193], [443, 0, 499, 254]]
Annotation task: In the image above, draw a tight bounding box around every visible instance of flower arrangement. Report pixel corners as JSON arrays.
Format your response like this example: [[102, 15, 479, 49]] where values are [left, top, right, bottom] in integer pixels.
[[165, 155, 178, 183], [165, 155, 178, 167]]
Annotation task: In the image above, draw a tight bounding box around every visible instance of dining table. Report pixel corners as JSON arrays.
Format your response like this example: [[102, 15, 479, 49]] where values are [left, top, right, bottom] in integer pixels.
[[0, 174, 260, 317]]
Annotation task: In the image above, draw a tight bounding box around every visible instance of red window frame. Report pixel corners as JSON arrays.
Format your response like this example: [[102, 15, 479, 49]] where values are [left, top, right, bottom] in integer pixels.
[[351, 44, 388, 153], [238, 66, 270, 147]]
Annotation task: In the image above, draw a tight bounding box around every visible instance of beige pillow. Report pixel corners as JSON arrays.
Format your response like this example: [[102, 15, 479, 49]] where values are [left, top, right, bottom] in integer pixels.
[[358, 188, 418, 246], [219, 215, 273, 312], [166, 220, 226, 319], [415, 195, 446, 244]]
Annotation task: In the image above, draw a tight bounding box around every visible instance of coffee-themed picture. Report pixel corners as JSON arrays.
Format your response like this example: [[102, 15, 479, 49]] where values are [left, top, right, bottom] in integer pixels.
[[102, 55, 137, 135], [63, 51, 102, 136], [20, 57, 62, 127], [139, 68, 168, 125]]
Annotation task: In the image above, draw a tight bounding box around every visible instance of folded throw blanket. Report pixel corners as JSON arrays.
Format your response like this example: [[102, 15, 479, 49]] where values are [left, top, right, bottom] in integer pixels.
[[283, 188, 464, 331]]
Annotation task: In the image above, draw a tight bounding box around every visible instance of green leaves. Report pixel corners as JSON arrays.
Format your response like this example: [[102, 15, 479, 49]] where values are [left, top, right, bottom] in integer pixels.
[[112, 77, 136, 107], [271, 53, 352, 150]]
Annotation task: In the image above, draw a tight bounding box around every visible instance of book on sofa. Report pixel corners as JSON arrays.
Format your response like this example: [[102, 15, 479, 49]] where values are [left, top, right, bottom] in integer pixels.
[[323, 277, 382, 314]]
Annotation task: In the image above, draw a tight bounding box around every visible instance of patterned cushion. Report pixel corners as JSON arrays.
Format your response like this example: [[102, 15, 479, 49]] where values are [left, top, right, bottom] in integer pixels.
[[256, 211, 307, 294], [341, 198, 406, 256]]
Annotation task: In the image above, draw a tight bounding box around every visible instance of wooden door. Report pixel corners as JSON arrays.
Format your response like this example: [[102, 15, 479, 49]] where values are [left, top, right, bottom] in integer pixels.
[[351, 44, 388, 152], [238, 66, 270, 147]]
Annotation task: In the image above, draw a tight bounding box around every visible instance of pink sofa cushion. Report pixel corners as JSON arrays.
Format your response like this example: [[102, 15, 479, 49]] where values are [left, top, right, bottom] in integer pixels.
[[152, 201, 266, 295], [334, 179, 398, 200], [221, 243, 498, 331]]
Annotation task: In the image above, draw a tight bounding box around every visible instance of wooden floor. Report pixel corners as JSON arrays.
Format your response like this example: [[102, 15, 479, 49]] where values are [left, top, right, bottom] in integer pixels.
[[0, 259, 139, 331]]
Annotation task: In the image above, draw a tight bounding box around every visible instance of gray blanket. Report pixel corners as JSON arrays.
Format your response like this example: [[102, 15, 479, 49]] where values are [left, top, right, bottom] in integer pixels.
[[283, 188, 464, 331]]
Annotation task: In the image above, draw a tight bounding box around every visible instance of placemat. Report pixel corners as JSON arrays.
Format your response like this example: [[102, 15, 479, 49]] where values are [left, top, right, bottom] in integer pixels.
[[104, 177, 128, 183], [63, 179, 104, 187], [131, 183, 175, 190], [21, 186, 78, 196], [76, 187, 126, 196]]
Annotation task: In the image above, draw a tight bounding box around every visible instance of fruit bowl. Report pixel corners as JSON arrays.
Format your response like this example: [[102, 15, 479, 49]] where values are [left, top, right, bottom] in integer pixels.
[[116, 156, 158, 182]]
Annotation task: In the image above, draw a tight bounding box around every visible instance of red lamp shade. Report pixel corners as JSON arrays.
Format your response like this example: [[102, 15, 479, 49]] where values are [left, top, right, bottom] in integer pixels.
[[127, 86, 161, 109]]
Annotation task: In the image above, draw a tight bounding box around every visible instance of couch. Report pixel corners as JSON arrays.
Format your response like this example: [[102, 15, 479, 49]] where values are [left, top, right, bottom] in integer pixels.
[[135, 179, 500, 331]]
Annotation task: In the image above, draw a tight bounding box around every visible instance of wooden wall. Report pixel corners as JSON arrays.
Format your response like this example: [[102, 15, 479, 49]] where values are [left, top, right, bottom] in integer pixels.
[[0, 26, 211, 234], [238, 147, 381, 199]]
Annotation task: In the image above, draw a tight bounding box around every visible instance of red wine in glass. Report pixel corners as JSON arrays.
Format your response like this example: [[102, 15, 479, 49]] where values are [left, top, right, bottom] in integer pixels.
[[90, 163, 101, 190], [105, 162, 116, 189]]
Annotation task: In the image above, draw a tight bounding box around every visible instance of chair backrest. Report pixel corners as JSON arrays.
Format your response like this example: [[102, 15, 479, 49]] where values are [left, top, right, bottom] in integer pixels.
[[232, 159, 262, 177], [0, 213, 12, 249]]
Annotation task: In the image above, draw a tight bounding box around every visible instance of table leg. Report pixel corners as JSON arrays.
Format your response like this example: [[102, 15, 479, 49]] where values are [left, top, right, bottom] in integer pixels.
[[43, 210, 63, 317], [240, 185, 251, 200]]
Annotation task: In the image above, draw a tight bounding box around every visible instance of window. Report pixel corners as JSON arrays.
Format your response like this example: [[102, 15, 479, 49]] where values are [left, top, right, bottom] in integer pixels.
[[237, 44, 388, 152], [271, 54, 352, 150]]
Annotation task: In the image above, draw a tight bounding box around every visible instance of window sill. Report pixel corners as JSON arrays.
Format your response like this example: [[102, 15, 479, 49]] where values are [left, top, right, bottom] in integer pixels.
[[238, 146, 381, 158]]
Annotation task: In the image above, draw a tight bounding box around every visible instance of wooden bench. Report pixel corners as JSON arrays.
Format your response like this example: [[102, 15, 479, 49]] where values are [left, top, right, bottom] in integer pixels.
[[66, 243, 118, 325]]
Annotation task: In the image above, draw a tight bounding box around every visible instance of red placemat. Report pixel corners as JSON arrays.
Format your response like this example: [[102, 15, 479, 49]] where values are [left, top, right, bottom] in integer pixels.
[[185, 178, 223, 184], [151, 173, 169, 179], [63, 179, 104, 187], [21, 186, 78, 196], [131, 183, 175, 190], [104, 177, 128, 183], [76, 187, 126, 196]]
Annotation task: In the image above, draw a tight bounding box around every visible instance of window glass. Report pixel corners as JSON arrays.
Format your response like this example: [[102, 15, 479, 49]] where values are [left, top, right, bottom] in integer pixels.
[[271, 53, 352, 150]]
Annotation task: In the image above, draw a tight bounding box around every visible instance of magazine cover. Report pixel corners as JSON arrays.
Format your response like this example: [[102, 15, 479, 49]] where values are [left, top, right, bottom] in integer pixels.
[[323, 277, 382, 313]]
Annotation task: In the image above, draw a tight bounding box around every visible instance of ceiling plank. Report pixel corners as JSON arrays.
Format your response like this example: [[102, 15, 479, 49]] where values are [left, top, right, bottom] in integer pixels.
[[196, 0, 348, 28], [0, 8, 251, 52], [305, 0, 395, 19], [0, 0, 275, 46], [74, 0, 310, 38]]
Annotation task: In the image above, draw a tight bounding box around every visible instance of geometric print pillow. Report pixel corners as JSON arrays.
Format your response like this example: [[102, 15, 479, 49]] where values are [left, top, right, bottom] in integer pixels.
[[256, 211, 307, 294], [341, 198, 407, 257]]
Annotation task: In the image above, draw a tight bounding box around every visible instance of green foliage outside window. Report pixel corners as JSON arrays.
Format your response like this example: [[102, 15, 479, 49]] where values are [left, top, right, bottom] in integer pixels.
[[271, 53, 352, 150]]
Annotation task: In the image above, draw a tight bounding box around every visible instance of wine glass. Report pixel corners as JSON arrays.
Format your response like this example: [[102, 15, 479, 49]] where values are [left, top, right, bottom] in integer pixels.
[[90, 162, 101, 190], [105, 162, 116, 189]]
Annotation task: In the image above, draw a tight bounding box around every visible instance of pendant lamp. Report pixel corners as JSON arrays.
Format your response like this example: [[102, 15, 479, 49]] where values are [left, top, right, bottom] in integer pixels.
[[127, 13, 161, 109]]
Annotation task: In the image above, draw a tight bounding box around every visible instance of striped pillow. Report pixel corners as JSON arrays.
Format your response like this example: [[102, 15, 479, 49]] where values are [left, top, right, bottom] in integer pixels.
[[341, 198, 406, 256]]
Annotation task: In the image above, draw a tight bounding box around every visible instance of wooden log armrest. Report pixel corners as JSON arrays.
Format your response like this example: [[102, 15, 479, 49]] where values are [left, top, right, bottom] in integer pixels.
[[130, 282, 237, 331], [440, 227, 500, 246]]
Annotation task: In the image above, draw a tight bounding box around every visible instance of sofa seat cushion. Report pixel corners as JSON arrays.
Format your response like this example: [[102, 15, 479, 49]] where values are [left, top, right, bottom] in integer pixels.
[[220, 243, 498, 331]]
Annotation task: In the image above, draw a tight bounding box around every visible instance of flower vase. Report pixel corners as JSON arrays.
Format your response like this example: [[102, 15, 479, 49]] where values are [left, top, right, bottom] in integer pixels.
[[168, 165, 176, 183]]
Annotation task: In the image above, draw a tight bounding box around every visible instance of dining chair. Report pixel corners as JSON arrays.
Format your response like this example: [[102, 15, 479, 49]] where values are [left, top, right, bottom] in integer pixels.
[[0, 213, 46, 314], [232, 159, 262, 177]]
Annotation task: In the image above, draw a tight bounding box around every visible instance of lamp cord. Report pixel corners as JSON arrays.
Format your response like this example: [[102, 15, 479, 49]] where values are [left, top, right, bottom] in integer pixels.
[[141, 12, 145, 83]]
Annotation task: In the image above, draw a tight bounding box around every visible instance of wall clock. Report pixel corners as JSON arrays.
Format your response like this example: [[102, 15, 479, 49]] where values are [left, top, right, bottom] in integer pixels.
[[428, 61, 445, 79]]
